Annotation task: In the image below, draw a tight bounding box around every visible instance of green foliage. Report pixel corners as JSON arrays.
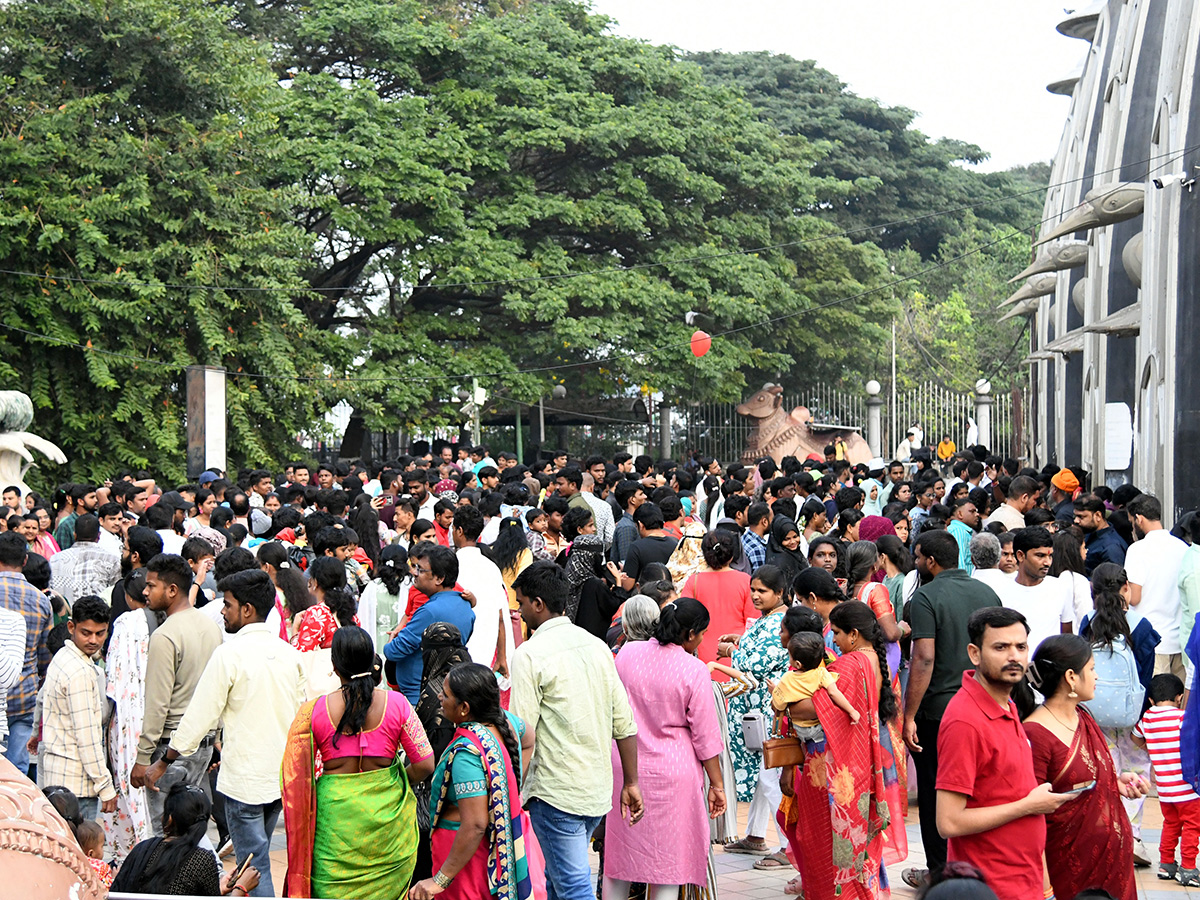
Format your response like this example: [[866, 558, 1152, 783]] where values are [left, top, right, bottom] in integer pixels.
[[0, 1, 1046, 479], [687, 51, 1047, 260], [687, 51, 1047, 394], [888, 220, 1037, 394], [270, 0, 895, 426], [0, 0, 330, 486]]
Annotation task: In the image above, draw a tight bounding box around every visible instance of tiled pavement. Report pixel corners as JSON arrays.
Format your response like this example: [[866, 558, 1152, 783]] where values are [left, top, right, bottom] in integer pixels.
[[241, 795, 1200, 898]]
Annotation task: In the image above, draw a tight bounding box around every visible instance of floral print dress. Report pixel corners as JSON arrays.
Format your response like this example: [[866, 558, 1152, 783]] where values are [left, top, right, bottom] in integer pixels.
[[101, 609, 152, 865], [727, 606, 790, 802]]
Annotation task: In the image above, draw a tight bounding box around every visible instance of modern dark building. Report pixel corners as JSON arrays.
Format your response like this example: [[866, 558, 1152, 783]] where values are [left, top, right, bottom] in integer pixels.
[[1018, 0, 1200, 518]]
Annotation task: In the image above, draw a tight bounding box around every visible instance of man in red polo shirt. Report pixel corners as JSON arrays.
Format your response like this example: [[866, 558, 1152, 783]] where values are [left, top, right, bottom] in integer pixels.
[[936, 607, 1071, 900]]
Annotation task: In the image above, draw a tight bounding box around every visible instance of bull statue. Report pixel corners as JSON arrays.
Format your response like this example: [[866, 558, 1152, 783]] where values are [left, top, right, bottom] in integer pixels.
[[736, 384, 871, 466]]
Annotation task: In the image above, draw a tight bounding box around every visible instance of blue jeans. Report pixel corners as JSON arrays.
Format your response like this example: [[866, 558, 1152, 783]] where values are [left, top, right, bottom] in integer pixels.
[[527, 798, 603, 900], [77, 795, 99, 821], [3, 712, 34, 776], [223, 795, 281, 898]]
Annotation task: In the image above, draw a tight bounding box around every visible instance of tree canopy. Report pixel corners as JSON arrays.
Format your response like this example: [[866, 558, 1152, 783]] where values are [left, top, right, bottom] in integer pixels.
[[0, 0, 1047, 483]]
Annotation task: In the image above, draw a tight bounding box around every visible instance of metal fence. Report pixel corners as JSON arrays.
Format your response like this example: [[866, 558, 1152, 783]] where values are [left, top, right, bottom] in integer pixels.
[[316, 383, 1017, 465], [676, 382, 1015, 465]]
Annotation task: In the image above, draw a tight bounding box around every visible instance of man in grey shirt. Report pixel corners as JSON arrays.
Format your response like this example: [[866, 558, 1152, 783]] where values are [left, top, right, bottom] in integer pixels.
[[129, 553, 222, 834]]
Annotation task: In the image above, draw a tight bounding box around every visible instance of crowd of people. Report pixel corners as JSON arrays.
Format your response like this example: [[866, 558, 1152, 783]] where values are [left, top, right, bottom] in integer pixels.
[[0, 437, 1197, 900]]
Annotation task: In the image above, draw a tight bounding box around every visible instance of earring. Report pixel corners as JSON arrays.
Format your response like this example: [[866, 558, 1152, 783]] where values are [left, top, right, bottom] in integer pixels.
[[1068, 689, 1078, 699]]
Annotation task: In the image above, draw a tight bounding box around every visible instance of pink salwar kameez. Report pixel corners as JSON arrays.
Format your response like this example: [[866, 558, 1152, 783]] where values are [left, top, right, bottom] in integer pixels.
[[603, 639, 723, 886]]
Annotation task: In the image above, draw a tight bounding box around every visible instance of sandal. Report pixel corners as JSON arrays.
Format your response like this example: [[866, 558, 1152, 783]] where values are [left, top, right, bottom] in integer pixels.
[[902, 868, 928, 889], [783, 876, 804, 896], [724, 837, 771, 856], [753, 851, 791, 870]]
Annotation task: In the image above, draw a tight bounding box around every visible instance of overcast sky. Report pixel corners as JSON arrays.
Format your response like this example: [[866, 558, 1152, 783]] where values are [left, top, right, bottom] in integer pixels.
[[586, 0, 1086, 172]]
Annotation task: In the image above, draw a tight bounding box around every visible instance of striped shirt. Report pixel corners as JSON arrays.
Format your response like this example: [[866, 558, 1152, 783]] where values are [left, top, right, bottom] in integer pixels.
[[1133, 705, 1198, 802], [0, 571, 53, 718]]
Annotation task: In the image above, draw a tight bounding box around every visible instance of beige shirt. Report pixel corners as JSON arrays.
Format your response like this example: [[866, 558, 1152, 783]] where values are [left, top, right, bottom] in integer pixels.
[[137, 607, 223, 765], [40, 642, 115, 801], [170, 623, 306, 804], [510, 616, 637, 817], [983, 503, 1026, 533]]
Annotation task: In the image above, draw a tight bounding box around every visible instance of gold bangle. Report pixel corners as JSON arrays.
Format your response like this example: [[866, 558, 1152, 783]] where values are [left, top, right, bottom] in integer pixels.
[[433, 870, 453, 889]]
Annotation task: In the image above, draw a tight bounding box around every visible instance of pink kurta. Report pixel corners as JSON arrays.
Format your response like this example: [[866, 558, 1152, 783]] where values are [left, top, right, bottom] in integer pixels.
[[604, 639, 724, 885]]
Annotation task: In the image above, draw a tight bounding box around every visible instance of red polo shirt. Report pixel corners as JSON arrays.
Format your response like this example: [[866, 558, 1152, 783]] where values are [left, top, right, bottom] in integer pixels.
[[937, 671, 1045, 900]]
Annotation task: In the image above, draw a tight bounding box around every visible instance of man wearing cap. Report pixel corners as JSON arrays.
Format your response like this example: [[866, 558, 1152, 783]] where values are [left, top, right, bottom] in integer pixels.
[[1048, 469, 1079, 524]]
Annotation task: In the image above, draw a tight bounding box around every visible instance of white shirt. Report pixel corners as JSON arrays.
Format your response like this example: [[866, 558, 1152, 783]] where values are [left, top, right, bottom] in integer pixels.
[[98, 529, 123, 557], [169, 623, 305, 804], [417, 494, 439, 520], [156, 529, 185, 556], [455, 546, 508, 666], [480, 517, 501, 545], [1064, 570, 1094, 631], [1125, 528, 1189, 654], [992, 574, 1074, 653], [581, 491, 615, 548], [0, 607, 26, 739], [971, 567, 1016, 596]]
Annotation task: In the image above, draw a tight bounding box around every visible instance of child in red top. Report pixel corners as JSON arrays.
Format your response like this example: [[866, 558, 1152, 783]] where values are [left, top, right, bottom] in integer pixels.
[[1132, 673, 1200, 885], [76, 820, 114, 888]]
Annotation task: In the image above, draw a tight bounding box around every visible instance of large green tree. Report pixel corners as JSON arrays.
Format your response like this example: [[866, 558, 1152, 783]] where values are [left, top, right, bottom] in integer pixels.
[[266, 0, 896, 441], [0, 0, 333, 485], [688, 51, 1047, 260], [688, 51, 1048, 393]]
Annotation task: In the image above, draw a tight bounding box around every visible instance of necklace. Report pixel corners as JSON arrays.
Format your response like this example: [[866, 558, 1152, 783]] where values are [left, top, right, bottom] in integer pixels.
[[1045, 703, 1078, 733]]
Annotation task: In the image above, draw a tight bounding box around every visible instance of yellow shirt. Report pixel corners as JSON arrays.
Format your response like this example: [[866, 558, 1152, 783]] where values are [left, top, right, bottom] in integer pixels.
[[771, 665, 838, 728]]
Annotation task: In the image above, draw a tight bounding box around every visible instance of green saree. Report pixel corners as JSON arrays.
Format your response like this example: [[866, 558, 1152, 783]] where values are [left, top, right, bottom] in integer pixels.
[[282, 698, 420, 899]]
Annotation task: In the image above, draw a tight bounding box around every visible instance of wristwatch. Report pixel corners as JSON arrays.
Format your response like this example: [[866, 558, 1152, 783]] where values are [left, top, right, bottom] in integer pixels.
[[433, 870, 454, 889]]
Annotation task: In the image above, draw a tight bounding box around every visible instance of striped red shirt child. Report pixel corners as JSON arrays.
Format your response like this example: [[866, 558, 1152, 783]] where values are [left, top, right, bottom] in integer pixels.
[[1132, 673, 1200, 882]]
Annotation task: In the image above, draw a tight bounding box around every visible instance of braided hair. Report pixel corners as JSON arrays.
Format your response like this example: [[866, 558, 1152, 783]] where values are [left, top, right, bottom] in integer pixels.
[[330, 626, 382, 747], [828, 599, 898, 723], [446, 663, 523, 786]]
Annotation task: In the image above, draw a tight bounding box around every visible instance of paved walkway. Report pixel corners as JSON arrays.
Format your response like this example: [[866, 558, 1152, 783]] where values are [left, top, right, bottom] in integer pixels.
[[245, 795, 1197, 898]]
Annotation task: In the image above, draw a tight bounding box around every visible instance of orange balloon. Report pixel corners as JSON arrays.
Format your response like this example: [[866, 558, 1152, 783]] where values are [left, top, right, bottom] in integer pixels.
[[690, 330, 711, 357]]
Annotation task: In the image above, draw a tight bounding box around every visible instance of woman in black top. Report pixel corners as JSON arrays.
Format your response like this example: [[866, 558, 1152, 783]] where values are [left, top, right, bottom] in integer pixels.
[[112, 783, 259, 896]]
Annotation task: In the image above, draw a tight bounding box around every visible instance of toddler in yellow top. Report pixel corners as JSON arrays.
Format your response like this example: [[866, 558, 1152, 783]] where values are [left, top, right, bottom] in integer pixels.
[[771, 632, 860, 742]]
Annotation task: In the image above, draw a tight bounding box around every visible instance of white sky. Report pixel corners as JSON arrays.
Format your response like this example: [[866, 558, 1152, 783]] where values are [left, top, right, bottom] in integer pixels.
[[586, 0, 1087, 172]]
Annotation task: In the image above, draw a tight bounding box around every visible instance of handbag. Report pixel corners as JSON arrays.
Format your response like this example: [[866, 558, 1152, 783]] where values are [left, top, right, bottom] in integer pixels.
[[761, 713, 804, 769], [741, 711, 767, 751]]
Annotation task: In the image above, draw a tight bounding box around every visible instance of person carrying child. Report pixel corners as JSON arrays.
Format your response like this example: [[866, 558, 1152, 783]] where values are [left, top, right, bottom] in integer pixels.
[[1132, 673, 1200, 885], [772, 632, 860, 742]]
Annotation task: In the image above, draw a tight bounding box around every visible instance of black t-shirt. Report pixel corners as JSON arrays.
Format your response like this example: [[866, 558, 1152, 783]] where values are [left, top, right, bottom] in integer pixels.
[[623, 534, 678, 583]]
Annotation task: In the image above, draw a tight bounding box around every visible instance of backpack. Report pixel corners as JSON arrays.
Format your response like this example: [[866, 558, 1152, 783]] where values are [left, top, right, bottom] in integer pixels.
[[1087, 637, 1144, 729], [286, 543, 316, 573]]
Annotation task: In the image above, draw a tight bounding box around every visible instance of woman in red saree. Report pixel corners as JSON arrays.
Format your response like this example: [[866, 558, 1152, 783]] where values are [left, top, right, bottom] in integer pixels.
[[776, 600, 906, 899], [847, 539, 910, 815], [1023, 634, 1145, 900]]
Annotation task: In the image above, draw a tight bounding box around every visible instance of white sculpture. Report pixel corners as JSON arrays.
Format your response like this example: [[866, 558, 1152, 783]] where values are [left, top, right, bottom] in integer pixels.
[[0, 392, 66, 498]]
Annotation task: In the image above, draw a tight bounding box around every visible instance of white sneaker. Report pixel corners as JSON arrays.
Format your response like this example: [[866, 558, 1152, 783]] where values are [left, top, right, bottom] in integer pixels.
[[1132, 839, 1152, 867]]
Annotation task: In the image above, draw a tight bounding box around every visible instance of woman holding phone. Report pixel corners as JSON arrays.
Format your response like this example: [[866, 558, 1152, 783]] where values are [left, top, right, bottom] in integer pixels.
[[1022, 634, 1146, 900]]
